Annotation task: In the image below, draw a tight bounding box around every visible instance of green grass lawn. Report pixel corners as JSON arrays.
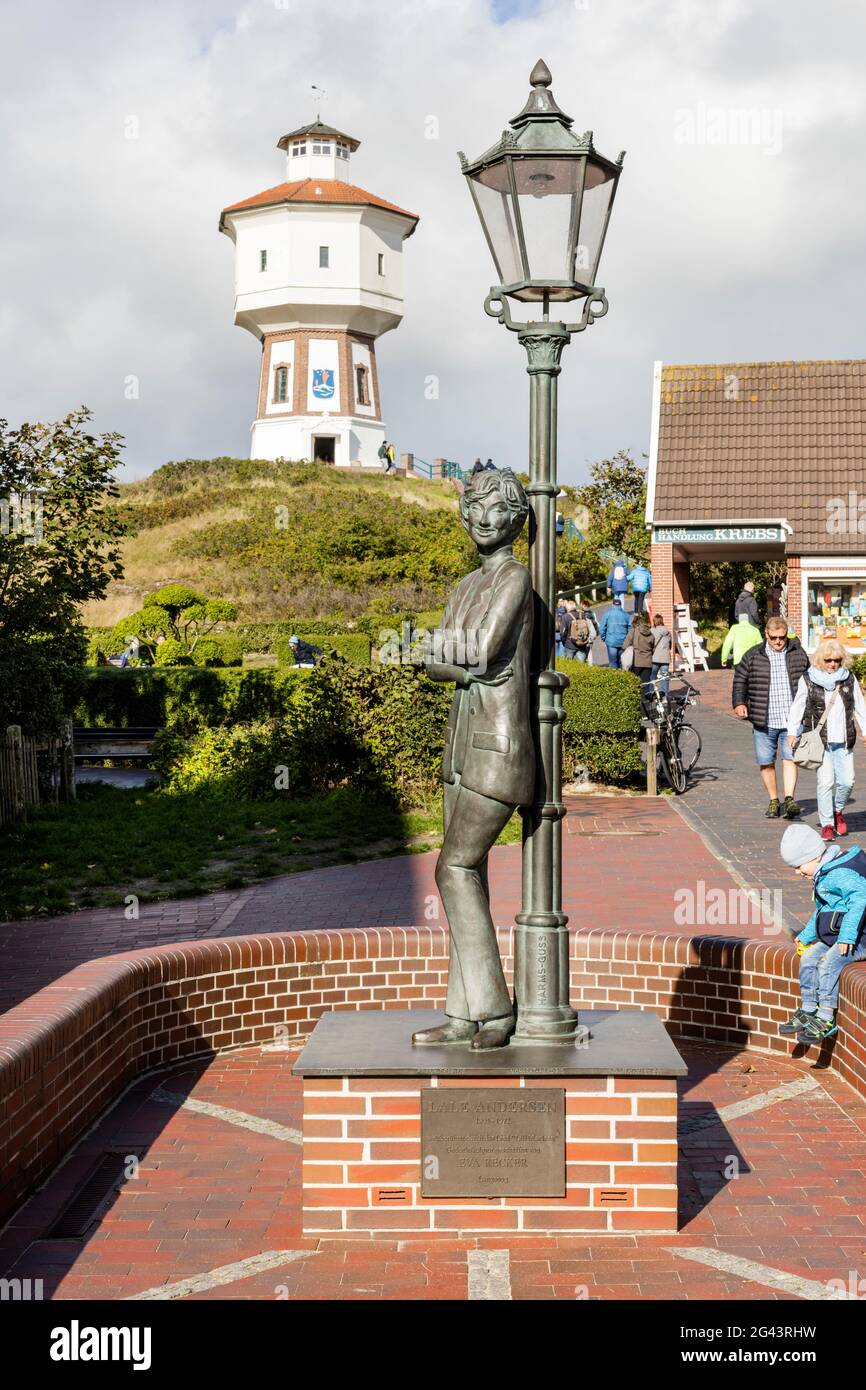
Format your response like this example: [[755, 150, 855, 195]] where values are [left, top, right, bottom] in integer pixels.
[[0, 784, 523, 920]]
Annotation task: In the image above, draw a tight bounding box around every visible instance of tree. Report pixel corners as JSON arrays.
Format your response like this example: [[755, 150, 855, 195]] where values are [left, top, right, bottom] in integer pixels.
[[114, 584, 238, 664], [573, 450, 648, 564], [0, 409, 126, 733]]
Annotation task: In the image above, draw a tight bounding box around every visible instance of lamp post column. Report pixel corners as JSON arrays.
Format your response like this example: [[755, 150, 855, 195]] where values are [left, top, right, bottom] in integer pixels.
[[514, 318, 578, 1043]]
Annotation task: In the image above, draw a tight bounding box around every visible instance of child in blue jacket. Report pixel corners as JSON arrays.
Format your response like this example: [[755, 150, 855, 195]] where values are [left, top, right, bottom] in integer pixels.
[[780, 823, 866, 1043]]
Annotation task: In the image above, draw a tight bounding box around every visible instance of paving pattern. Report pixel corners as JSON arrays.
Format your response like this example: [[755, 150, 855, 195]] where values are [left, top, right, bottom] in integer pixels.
[[2, 1041, 864, 1301]]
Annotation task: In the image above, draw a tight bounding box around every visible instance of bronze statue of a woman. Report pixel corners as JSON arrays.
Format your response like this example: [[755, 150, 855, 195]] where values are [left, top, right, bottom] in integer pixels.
[[413, 468, 534, 1051]]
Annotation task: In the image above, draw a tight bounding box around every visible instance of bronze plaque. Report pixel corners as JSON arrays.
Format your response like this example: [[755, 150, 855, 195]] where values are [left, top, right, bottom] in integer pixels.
[[421, 1087, 565, 1198]]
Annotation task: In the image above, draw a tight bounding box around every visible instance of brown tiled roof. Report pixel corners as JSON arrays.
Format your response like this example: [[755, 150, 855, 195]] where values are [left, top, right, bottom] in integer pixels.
[[220, 178, 418, 229], [652, 360, 866, 553]]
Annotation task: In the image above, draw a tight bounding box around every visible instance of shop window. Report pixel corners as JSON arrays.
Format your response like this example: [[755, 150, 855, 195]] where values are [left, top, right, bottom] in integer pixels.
[[274, 365, 289, 404], [807, 580, 866, 652], [355, 364, 370, 407]]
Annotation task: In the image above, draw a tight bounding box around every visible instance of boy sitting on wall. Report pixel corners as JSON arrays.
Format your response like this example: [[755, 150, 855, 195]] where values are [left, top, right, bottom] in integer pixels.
[[779, 824, 866, 1043]]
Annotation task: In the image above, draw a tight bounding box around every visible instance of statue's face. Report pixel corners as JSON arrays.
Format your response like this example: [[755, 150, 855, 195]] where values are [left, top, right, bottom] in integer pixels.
[[463, 490, 516, 550]]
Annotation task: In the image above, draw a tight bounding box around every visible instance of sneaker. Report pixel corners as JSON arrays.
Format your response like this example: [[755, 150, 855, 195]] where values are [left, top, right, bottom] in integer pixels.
[[779, 1007, 817, 1036], [835, 810, 848, 836], [783, 796, 802, 819], [765, 798, 781, 818], [797, 1015, 838, 1044], [821, 824, 836, 842]]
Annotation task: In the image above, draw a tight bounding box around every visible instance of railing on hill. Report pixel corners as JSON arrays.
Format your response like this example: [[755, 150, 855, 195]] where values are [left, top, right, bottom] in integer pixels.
[[0, 721, 76, 828], [556, 579, 610, 607], [411, 457, 435, 480]]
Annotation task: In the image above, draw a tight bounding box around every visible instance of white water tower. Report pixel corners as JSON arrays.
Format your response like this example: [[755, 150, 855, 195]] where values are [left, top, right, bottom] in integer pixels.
[[219, 120, 418, 465]]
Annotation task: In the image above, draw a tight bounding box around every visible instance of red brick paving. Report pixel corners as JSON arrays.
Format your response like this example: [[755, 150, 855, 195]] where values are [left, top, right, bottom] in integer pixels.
[[0, 793, 757, 1015], [3, 1041, 864, 1301]]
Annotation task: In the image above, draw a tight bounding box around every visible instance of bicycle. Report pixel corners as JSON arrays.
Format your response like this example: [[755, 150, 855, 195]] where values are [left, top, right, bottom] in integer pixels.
[[641, 675, 701, 792], [666, 677, 702, 774]]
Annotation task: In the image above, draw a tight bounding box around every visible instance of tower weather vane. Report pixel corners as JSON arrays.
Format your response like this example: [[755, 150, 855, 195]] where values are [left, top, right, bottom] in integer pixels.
[[311, 85, 325, 121]]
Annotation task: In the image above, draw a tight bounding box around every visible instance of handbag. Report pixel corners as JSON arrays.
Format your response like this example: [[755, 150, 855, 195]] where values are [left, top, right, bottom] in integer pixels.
[[793, 687, 841, 770], [620, 645, 635, 670]]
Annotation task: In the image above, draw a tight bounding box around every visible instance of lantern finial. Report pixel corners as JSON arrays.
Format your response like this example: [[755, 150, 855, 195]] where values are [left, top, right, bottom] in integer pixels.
[[529, 59, 552, 88], [510, 60, 571, 127]]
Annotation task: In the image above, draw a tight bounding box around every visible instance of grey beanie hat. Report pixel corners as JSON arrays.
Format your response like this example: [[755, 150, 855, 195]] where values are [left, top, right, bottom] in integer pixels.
[[780, 823, 825, 868]]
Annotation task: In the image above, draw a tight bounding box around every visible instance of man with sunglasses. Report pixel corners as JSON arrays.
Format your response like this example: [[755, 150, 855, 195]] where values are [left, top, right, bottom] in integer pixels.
[[733, 615, 809, 818]]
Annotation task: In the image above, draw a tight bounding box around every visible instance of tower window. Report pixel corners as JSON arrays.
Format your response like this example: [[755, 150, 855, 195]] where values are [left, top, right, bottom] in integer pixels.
[[377, 253, 384, 275], [336, 142, 349, 159], [260, 249, 268, 272], [291, 141, 306, 157], [274, 365, 289, 404], [312, 140, 331, 155], [319, 246, 330, 268], [355, 364, 370, 407]]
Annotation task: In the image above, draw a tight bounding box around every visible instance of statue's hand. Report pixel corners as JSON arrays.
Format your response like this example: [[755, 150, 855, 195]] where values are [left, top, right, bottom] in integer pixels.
[[470, 665, 513, 687]]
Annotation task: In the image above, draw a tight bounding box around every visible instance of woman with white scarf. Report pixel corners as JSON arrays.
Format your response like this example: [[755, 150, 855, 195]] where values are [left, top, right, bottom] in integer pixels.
[[787, 639, 866, 841]]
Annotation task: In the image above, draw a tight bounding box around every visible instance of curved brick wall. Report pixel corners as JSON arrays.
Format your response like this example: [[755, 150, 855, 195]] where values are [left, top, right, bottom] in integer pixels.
[[1, 927, 864, 1222]]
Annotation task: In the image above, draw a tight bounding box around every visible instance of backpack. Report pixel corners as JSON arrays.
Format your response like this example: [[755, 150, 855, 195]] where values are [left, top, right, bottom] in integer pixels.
[[815, 849, 866, 945], [613, 564, 626, 581], [569, 615, 590, 646]]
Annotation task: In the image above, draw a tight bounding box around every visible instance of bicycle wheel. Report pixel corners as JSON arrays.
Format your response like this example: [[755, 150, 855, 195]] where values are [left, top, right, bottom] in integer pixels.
[[659, 736, 687, 794], [676, 723, 702, 773]]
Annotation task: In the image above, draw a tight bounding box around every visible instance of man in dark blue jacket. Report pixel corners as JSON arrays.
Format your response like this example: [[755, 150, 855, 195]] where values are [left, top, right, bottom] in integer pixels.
[[599, 598, 630, 669]]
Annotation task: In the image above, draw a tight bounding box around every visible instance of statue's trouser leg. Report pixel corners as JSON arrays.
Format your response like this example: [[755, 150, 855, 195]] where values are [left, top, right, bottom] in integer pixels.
[[436, 779, 514, 1022]]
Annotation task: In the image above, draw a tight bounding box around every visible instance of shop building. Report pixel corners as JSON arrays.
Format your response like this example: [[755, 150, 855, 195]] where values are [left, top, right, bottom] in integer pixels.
[[646, 359, 866, 653]]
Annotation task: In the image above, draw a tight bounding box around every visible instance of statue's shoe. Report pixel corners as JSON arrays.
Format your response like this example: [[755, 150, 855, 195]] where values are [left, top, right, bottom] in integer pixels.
[[471, 1015, 515, 1051], [412, 1019, 478, 1045]]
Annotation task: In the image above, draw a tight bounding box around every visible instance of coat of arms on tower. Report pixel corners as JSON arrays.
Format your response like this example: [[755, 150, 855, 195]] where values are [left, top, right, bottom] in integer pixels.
[[312, 368, 335, 399]]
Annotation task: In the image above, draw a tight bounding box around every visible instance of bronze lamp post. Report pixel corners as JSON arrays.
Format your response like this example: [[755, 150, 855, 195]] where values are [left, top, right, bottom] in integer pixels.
[[459, 60, 624, 1042]]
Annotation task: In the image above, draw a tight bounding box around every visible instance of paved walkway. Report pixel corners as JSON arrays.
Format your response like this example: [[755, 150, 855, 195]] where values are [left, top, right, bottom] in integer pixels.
[[683, 670, 866, 935], [0, 795, 758, 1015], [2, 1040, 864, 1300]]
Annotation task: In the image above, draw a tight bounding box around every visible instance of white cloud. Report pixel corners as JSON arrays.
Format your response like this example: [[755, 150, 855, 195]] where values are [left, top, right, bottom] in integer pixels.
[[1, 0, 865, 483]]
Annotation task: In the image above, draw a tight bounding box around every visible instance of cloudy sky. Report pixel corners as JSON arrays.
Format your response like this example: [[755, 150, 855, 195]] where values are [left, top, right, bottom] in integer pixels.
[[1, 0, 865, 486]]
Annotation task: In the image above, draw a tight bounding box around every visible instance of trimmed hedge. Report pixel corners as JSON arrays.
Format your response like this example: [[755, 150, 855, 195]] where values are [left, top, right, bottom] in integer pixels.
[[85, 624, 370, 666], [74, 667, 311, 734], [559, 660, 643, 782]]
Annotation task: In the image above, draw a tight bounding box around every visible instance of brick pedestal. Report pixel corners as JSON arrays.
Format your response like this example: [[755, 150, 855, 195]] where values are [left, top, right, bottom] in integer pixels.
[[301, 1071, 678, 1235], [295, 1007, 684, 1237]]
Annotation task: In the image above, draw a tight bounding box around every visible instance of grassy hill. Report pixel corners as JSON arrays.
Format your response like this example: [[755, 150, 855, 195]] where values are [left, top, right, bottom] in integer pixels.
[[82, 458, 471, 630]]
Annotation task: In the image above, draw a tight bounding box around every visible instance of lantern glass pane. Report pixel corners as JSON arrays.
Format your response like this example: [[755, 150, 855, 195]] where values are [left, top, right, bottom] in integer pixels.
[[470, 166, 523, 286], [575, 163, 615, 284], [512, 156, 582, 290]]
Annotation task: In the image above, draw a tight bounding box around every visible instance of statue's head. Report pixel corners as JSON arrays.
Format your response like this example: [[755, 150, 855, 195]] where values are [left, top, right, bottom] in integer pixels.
[[459, 467, 529, 552]]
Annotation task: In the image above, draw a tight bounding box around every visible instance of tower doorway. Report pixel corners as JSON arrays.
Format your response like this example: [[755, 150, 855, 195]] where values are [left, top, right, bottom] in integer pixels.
[[313, 435, 336, 464]]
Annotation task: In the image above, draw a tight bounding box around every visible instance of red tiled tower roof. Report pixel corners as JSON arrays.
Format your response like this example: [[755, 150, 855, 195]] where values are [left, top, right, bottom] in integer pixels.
[[220, 178, 418, 233]]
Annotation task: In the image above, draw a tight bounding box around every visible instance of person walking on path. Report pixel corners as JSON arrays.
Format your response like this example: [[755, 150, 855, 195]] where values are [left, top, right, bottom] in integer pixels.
[[622, 612, 654, 685], [606, 558, 630, 604], [786, 639, 866, 841], [561, 600, 597, 663], [555, 599, 567, 659], [599, 597, 630, 669], [721, 612, 764, 668], [732, 615, 809, 819], [650, 613, 672, 693], [734, 580, 760, 627], [627, 561, 652, 615], [779, 823, 866, 1044]]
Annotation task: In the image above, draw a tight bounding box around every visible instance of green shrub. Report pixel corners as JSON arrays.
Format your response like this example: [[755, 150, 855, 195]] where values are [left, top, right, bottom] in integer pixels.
[[559, 660, 642, 782], [74, 666, 311, 732], [154, 661, 450, 805], [153, 637, 192, 666], [850, 655, 866, 687]]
